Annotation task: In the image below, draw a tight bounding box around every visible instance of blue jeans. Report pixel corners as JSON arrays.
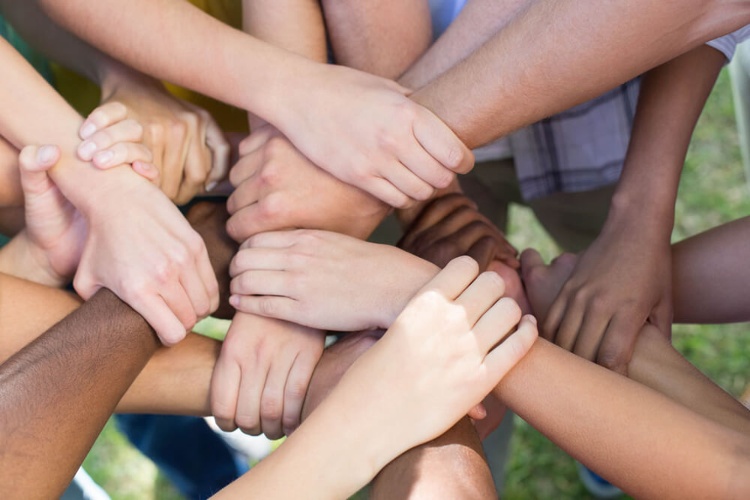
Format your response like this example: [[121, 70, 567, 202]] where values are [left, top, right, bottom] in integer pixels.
[[116, 415, 247, 499]]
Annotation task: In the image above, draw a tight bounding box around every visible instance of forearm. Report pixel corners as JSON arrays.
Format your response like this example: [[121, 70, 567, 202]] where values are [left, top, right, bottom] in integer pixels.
[[399, 0, 529, 89], [412, 0, 750, 147], [36, 0, 314, 122], [495, 338, 750, 498], [629, 325, 750, 435], [0, 37, 131, 212], [0, 288, 159, 499], [323, 0, 432, 79], [608, 45, 724, 232], [671, 216, 750, 323], [242, 0, 326, 130], [0, 136, 21, 207], [0, 0, 135, 86]]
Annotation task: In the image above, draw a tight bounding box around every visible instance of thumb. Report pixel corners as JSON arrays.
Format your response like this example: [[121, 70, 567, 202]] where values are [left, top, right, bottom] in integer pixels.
[[19, 145, 60, 197]]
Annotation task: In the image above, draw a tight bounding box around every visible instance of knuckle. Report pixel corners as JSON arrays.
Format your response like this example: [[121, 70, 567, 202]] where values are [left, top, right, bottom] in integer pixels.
[[259, 193, 287, 220], [146, 122, 165, 142], [170, 120, 188, 139], [260, 396, 283, 423], [258, 297, 279, 317]]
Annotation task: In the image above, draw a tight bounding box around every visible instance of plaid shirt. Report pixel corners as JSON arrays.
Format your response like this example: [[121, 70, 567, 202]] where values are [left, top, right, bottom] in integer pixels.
[[507, 78, 641, 201]]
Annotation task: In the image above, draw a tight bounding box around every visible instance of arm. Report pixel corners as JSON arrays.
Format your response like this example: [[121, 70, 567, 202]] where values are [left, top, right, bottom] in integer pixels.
[[0, 37, 218, 345], [0, 0, 229, 202], [410, 0, 750, 147], [36, 0, 474, 208], [541, 44, 726, 373]]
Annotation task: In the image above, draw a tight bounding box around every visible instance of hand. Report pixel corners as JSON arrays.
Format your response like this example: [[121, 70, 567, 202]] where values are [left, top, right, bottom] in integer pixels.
[[399, 192, 519, 270], [538, 220, 673, 374], [260, 63, 475, 209], [226, 125, 389, 242], [72, 168, 219, 345], [17, 145, 86, 286], [520, 249, 578, 322], [76, 102, 158, 182], [210, 312, 326, 438], [229, 230, 439, 331], [84, 73, 230, 204], [319, 257, 537, 459]]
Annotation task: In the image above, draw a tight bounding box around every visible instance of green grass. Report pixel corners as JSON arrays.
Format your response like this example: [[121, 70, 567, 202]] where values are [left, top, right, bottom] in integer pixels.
[[86, 69, 749, 499]]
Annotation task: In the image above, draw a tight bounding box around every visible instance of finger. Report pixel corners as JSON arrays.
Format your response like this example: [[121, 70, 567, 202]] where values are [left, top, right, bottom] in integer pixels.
[[195, 242, 220, 314], [229, 152, 264, 187], [650, 300, 673, 340], [413, 107, 474, 174], [78, 119, 144, 161], [235, 349, 268, 435], [159, 281, 198, 332], [466, 237, 500, 272], [520, 248, 546, 278], [226, 175, 262, 215], [132, 161, 161, 183], [454, 271, 506, 324], [211, 345, 242, 432], [144, 128, 167, 194], [381, 161, 436, 202], [473, 297, 523, 353], [205, 122, 231, 190], [160, 127, 188, 202], [571, 314, 610, 362], [175, 140, 211, 205], [127, 292, 188, 346], [229, 248, 290, 277], [467, 403, 487, 421], [398, 142, 455, 190], [18, 145, 60, 195], [226, 204, 286, 242], [596, 312, 643, 375], [554, 301, 585, 352], [541, 293, 569, 342], [92, 143, 153, 170], [282, 351, 318, 435], [241, 230, 306, 250], [230, 270, 293, 297], [483, 315, 538, 379], [452, 219, 515, 259], [364, 175, 413, 209], [400, 194, 473, 246], [229, 295, 298, 324], [239, 126, 277, 157], [258, 354, 290, 439], [179, 266, 212, 322], [419, 255, 480, 300], [80, 101, 128, 139]]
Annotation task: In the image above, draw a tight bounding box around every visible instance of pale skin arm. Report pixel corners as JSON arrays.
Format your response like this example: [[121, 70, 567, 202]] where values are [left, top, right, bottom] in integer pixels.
[[36, 0, 474, 208], [542, 45, 726, 373]]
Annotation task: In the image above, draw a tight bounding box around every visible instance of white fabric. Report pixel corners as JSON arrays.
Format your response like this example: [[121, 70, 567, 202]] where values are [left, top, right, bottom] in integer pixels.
[[707, 24, 750, 61]]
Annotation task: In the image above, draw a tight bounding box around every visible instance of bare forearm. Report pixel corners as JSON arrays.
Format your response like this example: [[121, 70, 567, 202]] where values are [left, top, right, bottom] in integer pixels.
[[671, 216, 750, 323], [413, 0, 750, 147], [323, 0, 432, 78], [0, 289, 159, 499], [36, 0, 312, 121], [609, 45, 724, 230], [399, 0, 529, 89], [495, 338, 750, 498], [0, 0, 131, 85], [629, 325, 750, 435], [243, 0, 326, 62]]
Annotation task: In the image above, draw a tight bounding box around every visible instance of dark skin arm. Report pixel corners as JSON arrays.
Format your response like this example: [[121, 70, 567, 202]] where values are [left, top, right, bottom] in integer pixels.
[[0, 200, 234, 498]]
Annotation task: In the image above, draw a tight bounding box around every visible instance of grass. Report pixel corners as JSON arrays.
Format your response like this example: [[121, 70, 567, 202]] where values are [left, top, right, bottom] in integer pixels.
[[85, 69, 749, 499]]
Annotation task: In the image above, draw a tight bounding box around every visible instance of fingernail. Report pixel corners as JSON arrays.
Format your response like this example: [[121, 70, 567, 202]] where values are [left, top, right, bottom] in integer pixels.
[[94, 150, 114, 166], [205, 181, 218, 192], [37, 145, 57, 164], [80, 122, 96, 139], [229, 295, 239, 307], [78, 140, 98, 160]]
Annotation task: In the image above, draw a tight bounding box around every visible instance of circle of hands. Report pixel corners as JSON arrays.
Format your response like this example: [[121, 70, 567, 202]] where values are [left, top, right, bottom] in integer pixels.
[[24, 96, 670, 444]]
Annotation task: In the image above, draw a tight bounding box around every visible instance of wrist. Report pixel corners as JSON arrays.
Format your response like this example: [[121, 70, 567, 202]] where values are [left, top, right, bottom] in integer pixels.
[[606, 189, 675, 237], [0, 232, 67, 287]]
